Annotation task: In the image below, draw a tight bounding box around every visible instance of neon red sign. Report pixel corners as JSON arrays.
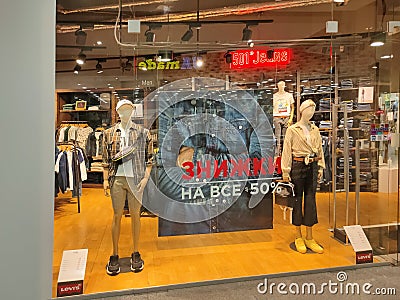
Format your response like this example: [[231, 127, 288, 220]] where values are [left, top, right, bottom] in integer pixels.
[[229, 48, 292, 69]]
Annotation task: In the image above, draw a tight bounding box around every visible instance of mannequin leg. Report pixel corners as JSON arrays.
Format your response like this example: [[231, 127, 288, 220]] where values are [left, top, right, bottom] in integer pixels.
[[273, 118, 282, 156], [110, 177, 126, 255], [127, 187, 142, 252], [306, 226, 313, 240], [295, 226, 302, 238]]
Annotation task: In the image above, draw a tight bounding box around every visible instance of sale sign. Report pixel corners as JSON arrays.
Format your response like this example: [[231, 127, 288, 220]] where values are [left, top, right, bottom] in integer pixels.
[[229, 48, 292, 69]]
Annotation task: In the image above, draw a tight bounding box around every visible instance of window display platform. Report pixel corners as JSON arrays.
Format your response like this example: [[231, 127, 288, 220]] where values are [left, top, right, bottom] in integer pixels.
[[53, 189, 394, 297]]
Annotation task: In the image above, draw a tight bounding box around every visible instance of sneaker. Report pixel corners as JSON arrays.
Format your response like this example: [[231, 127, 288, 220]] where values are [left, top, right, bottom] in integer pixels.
[[304, 239, 324, 254], [106, 255, 120, 276], [130, 252, 144, 273], [295, 237, 307, 254]]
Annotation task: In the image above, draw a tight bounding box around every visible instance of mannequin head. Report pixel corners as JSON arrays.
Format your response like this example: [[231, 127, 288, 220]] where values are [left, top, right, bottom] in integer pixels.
[[299, 99, 316, 122], [277, 80, 286, 92], [116, 100, 135, 124]]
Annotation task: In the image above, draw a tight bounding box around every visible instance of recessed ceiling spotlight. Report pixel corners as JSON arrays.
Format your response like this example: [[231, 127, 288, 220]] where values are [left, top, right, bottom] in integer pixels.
[[76, 51, 86, 65], [73, 64, 81, 74], [96, 41, 103, 45]]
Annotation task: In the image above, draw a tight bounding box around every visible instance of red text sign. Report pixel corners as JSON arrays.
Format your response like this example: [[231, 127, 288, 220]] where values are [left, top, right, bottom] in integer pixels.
[[229, 48, 292, 69]]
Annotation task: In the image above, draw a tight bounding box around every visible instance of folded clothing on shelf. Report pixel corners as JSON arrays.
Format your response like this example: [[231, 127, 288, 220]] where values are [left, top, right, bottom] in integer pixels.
[[62, 104, 75, 111], [355, 103, 371, 111], [340, 100, 354, 112], [337, 173, 353, 184], [340, 79, 354, 88], [340, 117, 354, 128], [302, 87, 315, 94], [370, 179, 378, 191], [359, 158, 371, 169], [338, 136, 354, 149], [319, 120, 332, 129], [358, 77, 372, 87], [319, 98, 331, 111], [317, 86, 333, 92], [338, 157, 353, 168]]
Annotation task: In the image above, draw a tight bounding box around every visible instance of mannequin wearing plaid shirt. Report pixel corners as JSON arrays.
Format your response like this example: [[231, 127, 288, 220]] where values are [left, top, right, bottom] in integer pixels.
[[103, 102, 153, 275]]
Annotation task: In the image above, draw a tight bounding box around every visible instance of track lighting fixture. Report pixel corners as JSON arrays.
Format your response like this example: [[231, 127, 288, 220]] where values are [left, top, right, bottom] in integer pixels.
[[157, 50, 173, 62], [76, 51, 86, 65], [145, 29, 156, 43], [370, 32, 386, 47], [224, 51, 232, 63], [181, 27, 194, 42], [144, 24, 162, 43], [122, 58, 133, 72], [75, 26, 87, 45], [96, 61, 103, 74], [73, 64, 81, 74], [242, 25, 253, 41]]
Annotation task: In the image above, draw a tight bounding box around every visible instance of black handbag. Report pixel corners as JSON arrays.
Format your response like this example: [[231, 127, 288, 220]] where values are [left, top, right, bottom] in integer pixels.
[[273, 182, 295, 208]]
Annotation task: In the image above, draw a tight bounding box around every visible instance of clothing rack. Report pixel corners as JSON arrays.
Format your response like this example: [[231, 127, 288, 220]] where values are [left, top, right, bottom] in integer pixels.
[[56, 140, 82, 213]]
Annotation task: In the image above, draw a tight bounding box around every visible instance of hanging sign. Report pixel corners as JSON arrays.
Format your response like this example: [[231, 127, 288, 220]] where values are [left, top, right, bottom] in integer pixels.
[[229, 48, 292, 69]]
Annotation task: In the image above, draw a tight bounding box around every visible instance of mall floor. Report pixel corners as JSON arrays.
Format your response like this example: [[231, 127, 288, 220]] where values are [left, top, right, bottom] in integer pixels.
[[53, 188, 399, 298], [94, 264, 400, 300]]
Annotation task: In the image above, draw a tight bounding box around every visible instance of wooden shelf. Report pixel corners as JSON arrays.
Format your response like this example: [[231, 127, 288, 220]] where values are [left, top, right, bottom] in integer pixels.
[[60, 110, 109, 113], [301, 91, 333, 96], [315, 109, 373, 114], [338, 87, 359, 91]]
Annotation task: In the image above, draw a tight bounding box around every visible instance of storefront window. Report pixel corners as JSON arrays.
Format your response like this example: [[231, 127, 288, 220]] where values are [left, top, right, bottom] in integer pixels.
[[54, 0, 399, 297]]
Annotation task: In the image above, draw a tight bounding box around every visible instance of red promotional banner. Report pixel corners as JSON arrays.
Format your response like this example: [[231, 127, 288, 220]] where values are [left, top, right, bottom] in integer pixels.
[[229, 48, 292, 69]]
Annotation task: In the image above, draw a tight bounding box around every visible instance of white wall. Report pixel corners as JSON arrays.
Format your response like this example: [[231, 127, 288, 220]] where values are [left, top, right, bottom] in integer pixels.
[[0, 1, 54, 299]]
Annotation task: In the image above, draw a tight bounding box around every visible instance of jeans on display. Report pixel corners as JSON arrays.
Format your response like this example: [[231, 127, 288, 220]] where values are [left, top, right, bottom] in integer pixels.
[[273, 116, 289, 156], [290, 160, 318, 227]]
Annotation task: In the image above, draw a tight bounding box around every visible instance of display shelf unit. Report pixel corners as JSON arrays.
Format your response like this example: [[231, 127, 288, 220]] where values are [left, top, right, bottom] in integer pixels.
[[297, 73, 377, 192]]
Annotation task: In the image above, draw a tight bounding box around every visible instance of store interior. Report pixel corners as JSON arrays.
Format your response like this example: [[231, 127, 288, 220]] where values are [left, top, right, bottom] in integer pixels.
[[54, 0, 400, 297]]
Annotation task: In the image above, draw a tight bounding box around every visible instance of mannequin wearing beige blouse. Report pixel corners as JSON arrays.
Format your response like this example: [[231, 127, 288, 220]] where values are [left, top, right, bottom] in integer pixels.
[[281, 99, 325, 254]]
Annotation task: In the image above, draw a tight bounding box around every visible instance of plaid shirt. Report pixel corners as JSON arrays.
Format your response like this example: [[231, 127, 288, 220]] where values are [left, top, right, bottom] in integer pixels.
[[102, 122, 153, 187]]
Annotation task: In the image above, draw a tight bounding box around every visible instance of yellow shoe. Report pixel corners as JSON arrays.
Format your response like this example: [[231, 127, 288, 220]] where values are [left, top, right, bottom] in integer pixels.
[[304, 239, 324, 254], [295, 238, 307, 254]]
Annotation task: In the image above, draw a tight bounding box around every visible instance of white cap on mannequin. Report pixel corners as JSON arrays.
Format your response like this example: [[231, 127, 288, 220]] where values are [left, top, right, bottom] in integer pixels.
[[299, 99, 316, 114], [116, 99, 134, 111]]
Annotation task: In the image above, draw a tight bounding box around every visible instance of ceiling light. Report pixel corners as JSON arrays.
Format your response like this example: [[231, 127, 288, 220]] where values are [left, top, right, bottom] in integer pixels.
[[96, 41, 103, 45], [242, 25, 252, 41], [370, 32, 386, 47], [380, 54, 393, 59], [248, 40, 254, 48], [75, 26, 87, 45], [157, 50, 173, 62], [73, 64, 81, 74], [196, 56, 204, 68], [96, 61, 103, 74], [181, 27, 194, 42], [76, 51, 86, 65]]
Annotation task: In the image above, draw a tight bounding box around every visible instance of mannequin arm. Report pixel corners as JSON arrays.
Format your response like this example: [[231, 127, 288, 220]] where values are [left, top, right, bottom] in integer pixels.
[[103, 168, 110, 196], [288, 103, 295, 126]]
